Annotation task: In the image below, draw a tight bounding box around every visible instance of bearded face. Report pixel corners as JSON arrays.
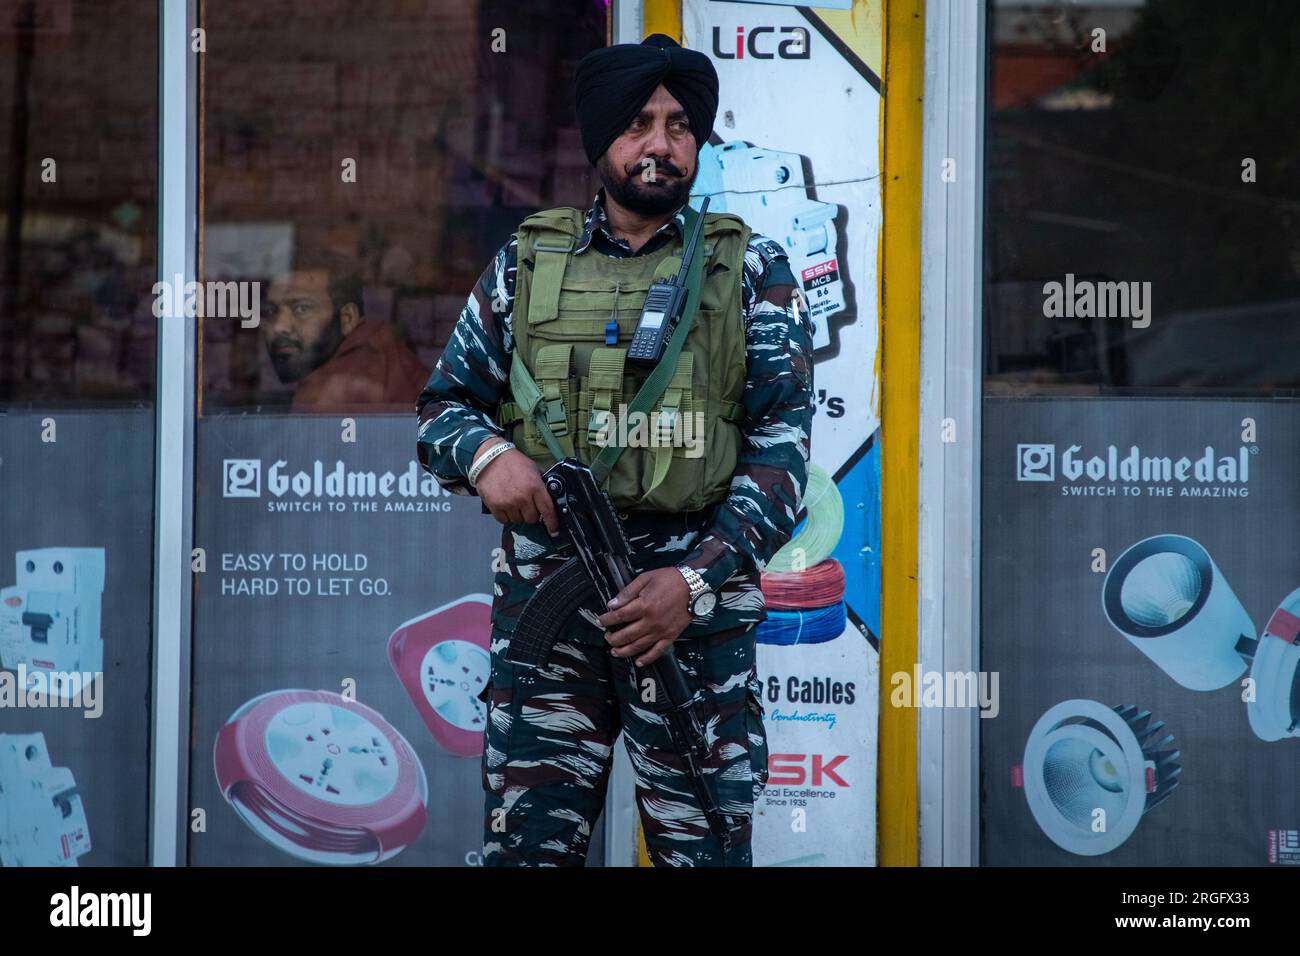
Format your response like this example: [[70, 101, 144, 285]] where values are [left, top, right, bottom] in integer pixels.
[[597, 85, 700, 216], [262, 269, 350, 384]]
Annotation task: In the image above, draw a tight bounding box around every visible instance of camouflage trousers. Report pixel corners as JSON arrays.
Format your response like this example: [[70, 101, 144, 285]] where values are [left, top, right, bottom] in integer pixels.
[[479, 615, 770, 867]]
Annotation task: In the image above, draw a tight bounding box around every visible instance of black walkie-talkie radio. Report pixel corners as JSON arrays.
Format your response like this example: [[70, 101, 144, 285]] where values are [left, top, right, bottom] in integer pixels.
[[626, 197, 710, 366]]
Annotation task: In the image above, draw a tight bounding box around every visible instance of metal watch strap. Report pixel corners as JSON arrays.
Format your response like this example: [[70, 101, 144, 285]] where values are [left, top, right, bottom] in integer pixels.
[[677, 564, 708, 608]]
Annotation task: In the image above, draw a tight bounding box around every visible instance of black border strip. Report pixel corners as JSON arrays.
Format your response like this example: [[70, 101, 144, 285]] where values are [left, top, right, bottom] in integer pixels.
[[846, 602, 880, 651], [798, 7, 883, 94], [832, 429, 876, 484]]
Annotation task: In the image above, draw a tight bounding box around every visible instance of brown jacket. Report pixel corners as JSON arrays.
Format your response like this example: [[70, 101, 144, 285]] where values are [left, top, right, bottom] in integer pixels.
[[292, 320, 430, 413]]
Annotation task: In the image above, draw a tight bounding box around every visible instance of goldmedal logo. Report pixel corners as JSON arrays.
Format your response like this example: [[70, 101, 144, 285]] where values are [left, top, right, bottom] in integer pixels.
[[221, 458, 451, 512], [1016, 443, 1253, 499]]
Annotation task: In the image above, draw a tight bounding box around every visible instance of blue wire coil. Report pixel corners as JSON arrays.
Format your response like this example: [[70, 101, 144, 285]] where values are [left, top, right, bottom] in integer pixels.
[[756, 602, 846, 645]]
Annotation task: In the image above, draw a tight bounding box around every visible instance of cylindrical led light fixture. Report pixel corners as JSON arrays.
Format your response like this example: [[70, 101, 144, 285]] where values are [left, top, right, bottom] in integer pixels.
[[1020, 699, 1180, 856], [1245, 586, 1300, 742], [1102, 534, 1251, 690], [214, 689, 428, 865]]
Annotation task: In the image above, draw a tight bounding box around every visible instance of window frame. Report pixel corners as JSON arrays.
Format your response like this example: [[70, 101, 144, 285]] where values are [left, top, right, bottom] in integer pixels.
[[150, 0, 199, 867], [917, 0, 986, 867]]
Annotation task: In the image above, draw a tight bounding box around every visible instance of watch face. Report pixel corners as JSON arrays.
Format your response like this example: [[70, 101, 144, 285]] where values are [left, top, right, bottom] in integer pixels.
[[693, 591, 718, 617]]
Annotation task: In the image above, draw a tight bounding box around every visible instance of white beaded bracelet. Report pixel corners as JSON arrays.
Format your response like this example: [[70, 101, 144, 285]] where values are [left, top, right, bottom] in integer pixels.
[[468, 440, 515, 487]]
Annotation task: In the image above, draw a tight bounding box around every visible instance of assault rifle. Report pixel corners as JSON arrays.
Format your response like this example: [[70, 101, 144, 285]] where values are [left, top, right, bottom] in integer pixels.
[[506, 457, 741, 852]]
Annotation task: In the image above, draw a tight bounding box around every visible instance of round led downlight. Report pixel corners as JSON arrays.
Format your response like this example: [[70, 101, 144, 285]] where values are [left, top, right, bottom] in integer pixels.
[[1021, 699, 1180, 856]]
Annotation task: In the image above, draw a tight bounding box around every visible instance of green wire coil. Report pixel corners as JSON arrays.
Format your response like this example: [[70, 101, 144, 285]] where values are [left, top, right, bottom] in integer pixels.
[[767, 462, 844, 573]]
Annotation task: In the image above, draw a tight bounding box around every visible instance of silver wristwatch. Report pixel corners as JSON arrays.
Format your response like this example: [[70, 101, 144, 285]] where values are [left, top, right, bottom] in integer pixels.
[[677, 564, 717, 619]]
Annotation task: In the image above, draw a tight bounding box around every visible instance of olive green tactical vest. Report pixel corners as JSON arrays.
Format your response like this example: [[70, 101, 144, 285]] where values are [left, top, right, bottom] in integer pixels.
[[495, 206, 751, 513]]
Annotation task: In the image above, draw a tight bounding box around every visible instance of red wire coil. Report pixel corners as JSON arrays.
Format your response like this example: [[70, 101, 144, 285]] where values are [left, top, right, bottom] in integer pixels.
[[761, 558, 845, 609]]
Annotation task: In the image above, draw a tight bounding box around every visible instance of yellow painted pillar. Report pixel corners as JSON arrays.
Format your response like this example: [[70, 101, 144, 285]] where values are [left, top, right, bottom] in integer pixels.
[[878, 0, 925, 867], [643, 0, 682, 43], [633, 0, 925, 868]]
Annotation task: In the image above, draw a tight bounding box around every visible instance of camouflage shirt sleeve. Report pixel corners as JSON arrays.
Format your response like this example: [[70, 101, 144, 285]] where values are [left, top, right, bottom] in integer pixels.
[[415, 239, 517, 495], [679, 234, 815, 591]]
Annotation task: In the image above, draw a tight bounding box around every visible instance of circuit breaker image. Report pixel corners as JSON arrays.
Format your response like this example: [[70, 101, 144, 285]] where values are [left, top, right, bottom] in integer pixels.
[[694, 140, 846, 352], [0, 733, 91, 867], [0, 548, 105, 700]]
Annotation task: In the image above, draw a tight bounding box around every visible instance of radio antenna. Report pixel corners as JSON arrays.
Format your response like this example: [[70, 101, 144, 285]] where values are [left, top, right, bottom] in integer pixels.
[[675, 197, 711, 283]]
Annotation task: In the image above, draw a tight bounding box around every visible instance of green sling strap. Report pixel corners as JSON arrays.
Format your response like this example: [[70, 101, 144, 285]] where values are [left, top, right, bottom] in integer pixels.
[[509, 350, 570, 463]]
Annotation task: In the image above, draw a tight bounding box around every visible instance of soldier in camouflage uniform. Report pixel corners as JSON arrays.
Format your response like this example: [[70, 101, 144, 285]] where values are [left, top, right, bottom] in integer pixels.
[[416, 35, 813, 866]]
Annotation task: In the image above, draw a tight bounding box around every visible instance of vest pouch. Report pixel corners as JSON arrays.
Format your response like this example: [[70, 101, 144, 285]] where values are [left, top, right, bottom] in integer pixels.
[[525, 237, 577, 327], [509, 343, 577, 467], [576, 346, 644, 509], [633, 347, 744, 513], [631, 351, 696, 511]]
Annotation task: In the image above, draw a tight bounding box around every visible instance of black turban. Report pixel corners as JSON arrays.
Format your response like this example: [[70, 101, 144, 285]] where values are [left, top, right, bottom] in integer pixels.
[[574, 34, 719, 166]]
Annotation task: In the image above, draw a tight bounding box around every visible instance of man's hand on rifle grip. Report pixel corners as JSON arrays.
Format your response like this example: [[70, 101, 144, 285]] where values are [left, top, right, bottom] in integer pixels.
[[597, 567, 693, 666], [472, 436, 560, 537]]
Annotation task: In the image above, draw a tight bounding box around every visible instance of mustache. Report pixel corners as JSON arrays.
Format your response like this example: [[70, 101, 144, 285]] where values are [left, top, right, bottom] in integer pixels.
[[630, 157, 686, 178]]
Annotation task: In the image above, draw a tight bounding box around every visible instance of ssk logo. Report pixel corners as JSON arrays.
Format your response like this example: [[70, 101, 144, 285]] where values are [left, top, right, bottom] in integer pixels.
[[712, 26, 810, 60], [768, 753, 849, 787]]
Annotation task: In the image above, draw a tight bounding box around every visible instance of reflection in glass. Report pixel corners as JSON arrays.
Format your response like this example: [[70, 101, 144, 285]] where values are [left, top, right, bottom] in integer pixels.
[[985, 0, 1300, 394], [200, 0, 607, 413]]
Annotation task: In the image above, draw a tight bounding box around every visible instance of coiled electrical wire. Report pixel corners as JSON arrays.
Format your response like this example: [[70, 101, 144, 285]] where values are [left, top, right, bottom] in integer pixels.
[[768, 463, 844, 572], [756, 603, 846, 645], [761, 558, 845, 609]]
